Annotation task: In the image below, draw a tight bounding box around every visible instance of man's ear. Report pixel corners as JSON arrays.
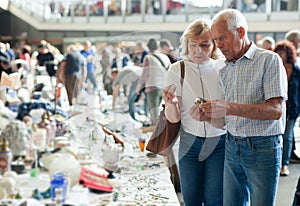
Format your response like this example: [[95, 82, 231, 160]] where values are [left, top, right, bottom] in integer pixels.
[[237, 27, 245, 39]]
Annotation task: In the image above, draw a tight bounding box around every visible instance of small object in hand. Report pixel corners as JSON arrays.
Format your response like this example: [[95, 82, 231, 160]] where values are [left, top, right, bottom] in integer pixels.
[[194, 97, 207, 104], [169, 84, 177, 91]]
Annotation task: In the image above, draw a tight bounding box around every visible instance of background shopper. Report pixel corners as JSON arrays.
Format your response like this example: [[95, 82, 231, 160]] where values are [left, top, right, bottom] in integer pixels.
[[274, 40, 300, 176]]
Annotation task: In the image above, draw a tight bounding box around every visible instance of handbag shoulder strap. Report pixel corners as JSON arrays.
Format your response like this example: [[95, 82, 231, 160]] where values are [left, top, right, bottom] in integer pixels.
[[180, 60, 185, 86], [152, 53, 167, 69]]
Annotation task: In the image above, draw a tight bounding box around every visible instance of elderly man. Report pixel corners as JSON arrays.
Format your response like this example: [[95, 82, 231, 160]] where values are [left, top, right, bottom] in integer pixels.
[[190, 9, 287, 206]]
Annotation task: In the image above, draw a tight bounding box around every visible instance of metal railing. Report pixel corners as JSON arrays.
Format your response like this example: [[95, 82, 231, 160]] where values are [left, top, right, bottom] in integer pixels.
[[8, 0, 300, 23]]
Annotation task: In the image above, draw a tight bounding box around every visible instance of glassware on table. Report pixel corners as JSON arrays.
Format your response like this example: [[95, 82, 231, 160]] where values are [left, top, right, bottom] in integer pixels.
[[102, 145, 122, 179], [138, 137, 146, 152], [50, 172, 67, 203]]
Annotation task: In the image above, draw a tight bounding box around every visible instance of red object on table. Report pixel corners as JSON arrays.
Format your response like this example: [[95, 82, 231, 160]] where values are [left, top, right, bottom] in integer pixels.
[[79, 167, 113, 193]]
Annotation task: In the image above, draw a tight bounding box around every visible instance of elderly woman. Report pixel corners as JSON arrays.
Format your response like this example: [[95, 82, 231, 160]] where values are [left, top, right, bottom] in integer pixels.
[[162, 19, 226, 205]]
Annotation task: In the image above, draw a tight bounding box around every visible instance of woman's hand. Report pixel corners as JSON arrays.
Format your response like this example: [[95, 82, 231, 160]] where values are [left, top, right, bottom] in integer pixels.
[[162, 84, 178, 104], [189, 104, 210, 122], [190, 103, 225, 128]]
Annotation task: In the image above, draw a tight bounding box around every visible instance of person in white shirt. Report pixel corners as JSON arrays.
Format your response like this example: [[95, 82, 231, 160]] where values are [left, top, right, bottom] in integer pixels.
[[163, 19, 226, 206], [136, 38, 171, 125]]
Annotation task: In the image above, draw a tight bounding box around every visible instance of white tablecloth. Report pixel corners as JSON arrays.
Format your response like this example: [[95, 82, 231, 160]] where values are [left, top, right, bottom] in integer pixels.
[[16, 154, 180, 206]]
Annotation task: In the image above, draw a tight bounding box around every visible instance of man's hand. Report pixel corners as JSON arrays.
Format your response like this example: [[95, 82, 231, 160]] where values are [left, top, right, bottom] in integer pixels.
[[200, 100, 228, 118]]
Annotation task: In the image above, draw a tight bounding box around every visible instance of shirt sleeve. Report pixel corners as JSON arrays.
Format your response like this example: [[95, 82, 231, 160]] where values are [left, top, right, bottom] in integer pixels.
[[263, 53, 288, 101]]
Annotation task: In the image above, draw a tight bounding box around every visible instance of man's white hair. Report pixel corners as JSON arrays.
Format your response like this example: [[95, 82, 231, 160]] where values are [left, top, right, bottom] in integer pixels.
[[285, 29, 300, 41], [212, 9, 248, 37]]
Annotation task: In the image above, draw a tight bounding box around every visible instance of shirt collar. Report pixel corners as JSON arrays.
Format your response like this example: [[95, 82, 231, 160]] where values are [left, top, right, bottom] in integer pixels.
[[243, 41, 257, 60], [225, 41, 257, 64]]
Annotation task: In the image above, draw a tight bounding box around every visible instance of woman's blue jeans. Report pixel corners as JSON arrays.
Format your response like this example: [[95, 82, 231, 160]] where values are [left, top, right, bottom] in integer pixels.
[[224, 133, 282, 206], [282, 118, 296, 166], [178, 131, 226, 206]]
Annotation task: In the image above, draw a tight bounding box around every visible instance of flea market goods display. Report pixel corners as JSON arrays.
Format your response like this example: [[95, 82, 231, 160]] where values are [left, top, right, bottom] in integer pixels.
[[66, 109, 125, 172]]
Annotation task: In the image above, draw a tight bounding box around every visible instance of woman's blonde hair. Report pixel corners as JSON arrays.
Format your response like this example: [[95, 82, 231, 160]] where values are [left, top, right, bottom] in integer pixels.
[[180, 19, 220, 60]]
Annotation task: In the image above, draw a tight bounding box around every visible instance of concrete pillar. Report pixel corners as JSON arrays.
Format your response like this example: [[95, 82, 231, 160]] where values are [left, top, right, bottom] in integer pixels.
[[288, 0, 298, 11]]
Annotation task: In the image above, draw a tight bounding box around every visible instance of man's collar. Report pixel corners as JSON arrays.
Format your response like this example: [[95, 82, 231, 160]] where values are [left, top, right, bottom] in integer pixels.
[[225, 41, 256, 64], [243, 41, 256, 60]]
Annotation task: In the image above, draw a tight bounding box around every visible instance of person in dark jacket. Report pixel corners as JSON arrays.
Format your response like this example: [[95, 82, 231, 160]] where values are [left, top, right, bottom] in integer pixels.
[[0, 52, 12, 79], [64, 44, 86, 105], [36, 43, 56, 76], [274, 40, 300, 176]]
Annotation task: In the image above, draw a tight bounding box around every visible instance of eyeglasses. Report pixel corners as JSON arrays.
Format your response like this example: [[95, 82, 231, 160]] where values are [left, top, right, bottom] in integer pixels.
[[188, 41, 212, 50]]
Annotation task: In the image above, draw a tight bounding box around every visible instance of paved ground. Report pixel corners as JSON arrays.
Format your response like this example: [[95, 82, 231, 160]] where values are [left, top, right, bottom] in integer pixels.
[[276, 125, 300, 206]]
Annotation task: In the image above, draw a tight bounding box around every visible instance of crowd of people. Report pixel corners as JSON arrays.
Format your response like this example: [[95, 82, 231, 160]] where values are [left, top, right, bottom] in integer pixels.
[[1, 8, 300, 206], [0, 36, 178, 122], [48, 0, 183, 17]]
